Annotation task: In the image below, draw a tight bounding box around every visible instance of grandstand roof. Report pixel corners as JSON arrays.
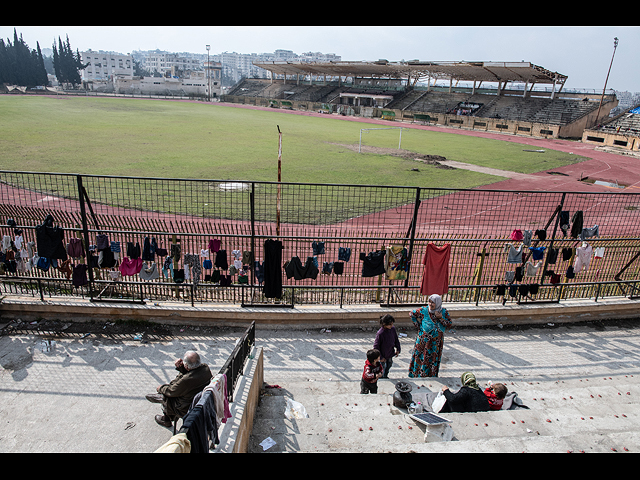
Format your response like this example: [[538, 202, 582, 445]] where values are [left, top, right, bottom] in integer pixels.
[[253, 60, 568, 86]]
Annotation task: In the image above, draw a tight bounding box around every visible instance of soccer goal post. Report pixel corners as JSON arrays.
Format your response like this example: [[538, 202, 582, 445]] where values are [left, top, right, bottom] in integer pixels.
[[358, 127, 403, 153]]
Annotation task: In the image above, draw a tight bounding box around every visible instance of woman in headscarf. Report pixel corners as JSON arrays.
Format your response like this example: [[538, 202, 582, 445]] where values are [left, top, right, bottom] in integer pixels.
[[439, 372, 491, 413], [408, 294, 452, 378]]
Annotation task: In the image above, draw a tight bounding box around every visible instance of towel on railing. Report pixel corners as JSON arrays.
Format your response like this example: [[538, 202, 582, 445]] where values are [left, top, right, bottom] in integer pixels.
[[206, 373, 231, 427]]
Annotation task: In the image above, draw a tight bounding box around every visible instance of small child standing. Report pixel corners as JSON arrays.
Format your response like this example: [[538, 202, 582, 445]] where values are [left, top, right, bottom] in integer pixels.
[[484, 382, 508, 410], [361, 349, 383, 394], [373, 314, 401, 379]]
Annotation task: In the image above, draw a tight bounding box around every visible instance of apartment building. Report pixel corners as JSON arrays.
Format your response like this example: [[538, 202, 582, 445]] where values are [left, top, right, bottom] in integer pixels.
[[80, 50, 134, 81], [144, 52, 201, 75]]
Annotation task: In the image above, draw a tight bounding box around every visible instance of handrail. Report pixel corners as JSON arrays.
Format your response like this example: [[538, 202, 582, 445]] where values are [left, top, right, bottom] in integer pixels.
[[218, 321, 255, 402]]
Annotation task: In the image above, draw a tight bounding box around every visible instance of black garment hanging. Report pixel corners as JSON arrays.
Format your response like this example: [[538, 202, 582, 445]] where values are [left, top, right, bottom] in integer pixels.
[[263, 239, 283, 298], [35, 214, 68, 260], [98, 248, 116, 268], [547, 248, 559, 265], [188, 389, 220, 447], [215, 249, 228, 270], [127, 242, 141, 259], [360, 250, 386, 277], [180, 405, 210, 453], [72, 264, 88, 287], [559, 211, 570, 237], [514, 266, 524, 282], [142, 236, 156, 261], [284, 256, 319, 280], [570, 211, 584, 239]]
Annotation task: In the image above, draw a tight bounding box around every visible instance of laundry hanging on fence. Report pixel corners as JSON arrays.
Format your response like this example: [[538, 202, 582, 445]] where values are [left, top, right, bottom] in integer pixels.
[[284, 256, 319, 280], [184, 253, 201, 288], [214, 249, 228, 270], [338, 247, 352, 262], [72, 264, 88, 287], [559, 211, 570, 237], [67, 238, 85, 259], [333, 261, 344, 275], [574, 243, 593, 273], [312, 241, 325, 255], [580, 225, 599, 241], [127, 242, 141, 259], [360, 250, 386, 278], [35, 214, 67, 261], [547, 248, 559, 264], [509, 229, 523, 241], [420, 243, 451, 296], [529, 246, 546, 260], [209, 238, 221, 252], [96, 233, 109, 251], [254, 261, 264, 285], [506, 244, 523, 264], [263, 239, 283, 298], [525, 261, 542, 277], [98, 248, 117, 268], [570, 211, 584, 238], [385, 245, 409, 281], [142, 237, 157, 261], [139, 262, 160, 281], [119, 257, 142, 276]]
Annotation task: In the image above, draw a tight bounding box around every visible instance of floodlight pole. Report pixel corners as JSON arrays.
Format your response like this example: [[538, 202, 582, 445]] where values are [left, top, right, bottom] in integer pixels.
[[206, 45, 211, 102], [594, 37, 619, 128], [277, 125, 282, 237]]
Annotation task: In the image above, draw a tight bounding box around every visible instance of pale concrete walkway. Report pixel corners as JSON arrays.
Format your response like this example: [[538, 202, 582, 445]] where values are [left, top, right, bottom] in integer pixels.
[[3, 314, 636, 452]]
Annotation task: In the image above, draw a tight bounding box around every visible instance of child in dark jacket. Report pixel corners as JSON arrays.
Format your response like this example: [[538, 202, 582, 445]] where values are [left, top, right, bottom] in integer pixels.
[[360, 349, 383, 394], [373, 314, 401, 378]]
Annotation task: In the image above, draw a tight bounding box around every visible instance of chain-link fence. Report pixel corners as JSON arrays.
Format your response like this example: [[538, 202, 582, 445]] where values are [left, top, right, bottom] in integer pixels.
[[1, 170, 639, 307]]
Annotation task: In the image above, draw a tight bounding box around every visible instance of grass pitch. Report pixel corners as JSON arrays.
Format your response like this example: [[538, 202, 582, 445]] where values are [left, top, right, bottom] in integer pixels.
[[0, 96, 586, 189]]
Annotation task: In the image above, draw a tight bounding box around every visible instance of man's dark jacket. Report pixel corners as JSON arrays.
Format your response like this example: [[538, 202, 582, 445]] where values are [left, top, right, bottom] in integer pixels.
[[159, 363, 213, 419]]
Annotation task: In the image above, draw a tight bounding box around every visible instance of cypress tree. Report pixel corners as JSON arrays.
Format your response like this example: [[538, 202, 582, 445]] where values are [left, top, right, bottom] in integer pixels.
[[52, 34, 87, 86], [0, 28, 48, 87]]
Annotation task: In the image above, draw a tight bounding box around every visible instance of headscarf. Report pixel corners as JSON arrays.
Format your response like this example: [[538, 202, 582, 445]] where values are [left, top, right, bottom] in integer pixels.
[[427, 294, 442, 314], [461, 371, 480, 390]]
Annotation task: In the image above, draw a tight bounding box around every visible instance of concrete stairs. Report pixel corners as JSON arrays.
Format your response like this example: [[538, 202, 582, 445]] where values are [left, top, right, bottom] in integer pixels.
[[248, 374, 640, 453]]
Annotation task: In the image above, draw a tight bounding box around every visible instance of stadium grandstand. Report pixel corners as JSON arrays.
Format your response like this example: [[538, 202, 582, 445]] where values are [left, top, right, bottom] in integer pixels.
[[222, 60, 618, 140], [582, 103, 640, 153]]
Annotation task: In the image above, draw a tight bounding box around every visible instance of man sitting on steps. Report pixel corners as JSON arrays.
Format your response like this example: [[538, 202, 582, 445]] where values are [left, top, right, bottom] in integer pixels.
[[146, 350, 213, 428]]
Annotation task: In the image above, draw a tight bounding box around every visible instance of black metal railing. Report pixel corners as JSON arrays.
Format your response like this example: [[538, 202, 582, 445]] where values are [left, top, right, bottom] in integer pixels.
[[218, 321, 255, 402], [2, 170, 640, 308]]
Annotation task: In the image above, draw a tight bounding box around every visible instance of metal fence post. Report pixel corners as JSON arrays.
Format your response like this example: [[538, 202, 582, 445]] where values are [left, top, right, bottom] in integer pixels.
[[404, 187, 422, 289], [76, 175, 95, 301]]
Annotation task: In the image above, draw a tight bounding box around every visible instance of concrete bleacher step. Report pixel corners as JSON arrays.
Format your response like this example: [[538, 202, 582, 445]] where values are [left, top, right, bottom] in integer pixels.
[[248, 374, 640, 452]]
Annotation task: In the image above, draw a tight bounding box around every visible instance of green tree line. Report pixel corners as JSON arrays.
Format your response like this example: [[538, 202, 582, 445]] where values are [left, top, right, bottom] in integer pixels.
[[0, 28, 87, 87]]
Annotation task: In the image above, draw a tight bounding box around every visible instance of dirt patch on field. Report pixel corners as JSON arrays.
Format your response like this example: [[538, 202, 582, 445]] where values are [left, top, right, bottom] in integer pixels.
[[329, 143, 455, 169]]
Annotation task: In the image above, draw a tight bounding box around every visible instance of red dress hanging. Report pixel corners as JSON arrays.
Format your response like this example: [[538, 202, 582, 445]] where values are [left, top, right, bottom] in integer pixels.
[[420, 243, 451, 296]]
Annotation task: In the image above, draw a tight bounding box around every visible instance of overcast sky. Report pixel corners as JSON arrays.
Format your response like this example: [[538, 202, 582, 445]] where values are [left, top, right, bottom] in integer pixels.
[[2, 26, 638, 92]]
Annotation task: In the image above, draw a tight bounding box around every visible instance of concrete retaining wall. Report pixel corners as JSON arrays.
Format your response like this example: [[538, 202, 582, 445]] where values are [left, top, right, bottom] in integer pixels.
[[2, 295, 639, 330]]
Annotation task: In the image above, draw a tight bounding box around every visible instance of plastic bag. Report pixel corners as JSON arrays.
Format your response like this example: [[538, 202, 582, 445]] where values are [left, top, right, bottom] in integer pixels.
[[284, 398, 309, 419], [432, 391, 446, 413]]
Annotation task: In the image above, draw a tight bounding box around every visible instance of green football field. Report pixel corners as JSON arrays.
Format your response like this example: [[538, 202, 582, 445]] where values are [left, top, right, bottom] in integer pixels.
[[0, 95, 586, 188]]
